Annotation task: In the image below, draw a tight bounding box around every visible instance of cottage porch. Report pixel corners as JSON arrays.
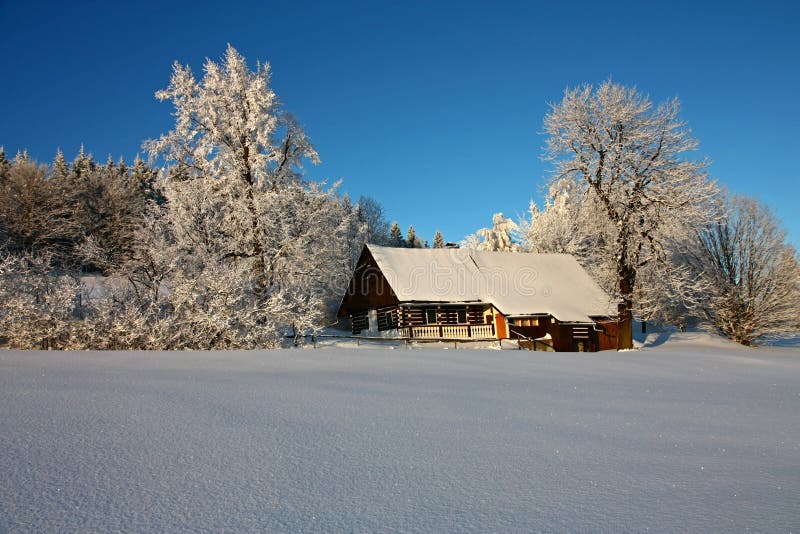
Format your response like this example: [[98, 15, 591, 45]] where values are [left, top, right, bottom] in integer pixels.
[[397, 323, 495, 339], [350, 304, 497, 339]]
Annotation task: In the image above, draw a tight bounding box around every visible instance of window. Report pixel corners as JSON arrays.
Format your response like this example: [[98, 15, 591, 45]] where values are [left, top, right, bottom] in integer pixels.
[[457, 309, 467, 324], [425, 309, 437, 324]]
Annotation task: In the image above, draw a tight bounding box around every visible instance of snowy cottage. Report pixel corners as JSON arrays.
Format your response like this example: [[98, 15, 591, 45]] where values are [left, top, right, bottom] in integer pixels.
[[338, 245, 619, 351]]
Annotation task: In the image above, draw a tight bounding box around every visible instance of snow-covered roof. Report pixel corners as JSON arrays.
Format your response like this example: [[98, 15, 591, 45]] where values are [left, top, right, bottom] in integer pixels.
[[367, 244, 615, 323]]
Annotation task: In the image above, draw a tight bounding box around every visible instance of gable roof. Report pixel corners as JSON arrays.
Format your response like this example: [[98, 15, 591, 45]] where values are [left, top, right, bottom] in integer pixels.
[[365, 244, 615, 323]]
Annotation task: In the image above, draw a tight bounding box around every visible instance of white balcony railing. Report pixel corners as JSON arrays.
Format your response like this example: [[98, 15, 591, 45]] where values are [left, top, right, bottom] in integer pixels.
[[469, 324, 494, 338], [400, 324, 495, 339]]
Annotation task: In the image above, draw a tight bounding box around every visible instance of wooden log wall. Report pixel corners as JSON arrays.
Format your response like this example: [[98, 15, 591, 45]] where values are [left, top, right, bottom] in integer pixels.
[[399, 305, 486, 327]]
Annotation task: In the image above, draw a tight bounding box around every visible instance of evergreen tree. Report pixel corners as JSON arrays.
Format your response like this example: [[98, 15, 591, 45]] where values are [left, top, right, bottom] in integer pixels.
[[52, 149, 69, 181], [131, 156, 162, 203], [341, 194, 353, 215], [0, 157, 76, 258], [389, 222, 404, 247], [433, 230, 445, 248], [72, 145, 95, 179], [0, 147, 10, 182], [406, 225, 418, 248]]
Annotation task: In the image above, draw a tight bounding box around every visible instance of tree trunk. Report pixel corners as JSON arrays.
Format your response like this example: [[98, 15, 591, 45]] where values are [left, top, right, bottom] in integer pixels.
[[617, 264, 635, 350], [617, 302, 633, 350], [240, 154, 268, 302]]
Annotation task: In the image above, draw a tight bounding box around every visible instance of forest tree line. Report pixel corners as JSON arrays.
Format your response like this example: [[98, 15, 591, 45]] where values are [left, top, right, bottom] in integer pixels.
[[0, 46, 447, 350], [1, 47, 798, 349]]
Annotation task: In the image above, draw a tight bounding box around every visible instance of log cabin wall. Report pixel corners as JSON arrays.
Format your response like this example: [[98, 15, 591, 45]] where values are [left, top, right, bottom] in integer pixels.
[[338, 247, 399, 317], [376, 306, 400, 331], [350, 312, 369, 334], [550, 321, 573, 352], [400, 304, 489, 327], [594, 319, 619, 351]]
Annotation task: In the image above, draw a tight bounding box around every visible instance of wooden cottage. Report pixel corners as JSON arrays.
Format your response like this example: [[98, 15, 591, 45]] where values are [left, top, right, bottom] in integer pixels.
[[337, 244, 618, 351]]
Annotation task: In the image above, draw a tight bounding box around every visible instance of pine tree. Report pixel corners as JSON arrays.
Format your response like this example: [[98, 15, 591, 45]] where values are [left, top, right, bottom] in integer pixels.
[[52, 149, 69, 181], [389, 222, 404, 247], [72, 145, 95, 179], [406, 225, 418, 248], [433, 230, 445, 248], [131, 156, 161, 203], [0, 147, 10, 182], [342, 194, 353, 214], [0, 157, 76, 258], [117, 156, 127, 176]]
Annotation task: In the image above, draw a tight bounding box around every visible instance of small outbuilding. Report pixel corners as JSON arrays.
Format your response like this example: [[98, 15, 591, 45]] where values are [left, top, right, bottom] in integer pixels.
[[337, 244, 618, 351]]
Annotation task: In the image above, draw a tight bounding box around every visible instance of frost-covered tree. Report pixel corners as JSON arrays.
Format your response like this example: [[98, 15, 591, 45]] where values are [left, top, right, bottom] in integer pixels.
[[0, 250, 83, 349], [130, 156, 162, 204], [522, 177, 705, 331], [543, 81, 719, 348], [52, 149, 69, 181], [522, 178, 599, 258], [687, 195, 800, 345], [433, 230, 445, 248], [389, 222, 404, 247], [340, 194, 369, 272], [71, 145, 95, 179], [0, 147, 10, 182], [474, 213, 521, 252], [141, 46, 355, 342], [356, 196, 391, 245], [145, 44, 319, 299], [406, 225, 416, 247], [0, 158, 77, 260], [73, 163, 152, 271], [406, 225, 423, 248], [145, 44, 317, 188]]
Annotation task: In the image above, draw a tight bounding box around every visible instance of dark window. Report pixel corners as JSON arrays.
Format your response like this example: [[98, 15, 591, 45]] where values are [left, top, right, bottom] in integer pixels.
[[425, 309, 437, 324], [457, 309, 467, 323]]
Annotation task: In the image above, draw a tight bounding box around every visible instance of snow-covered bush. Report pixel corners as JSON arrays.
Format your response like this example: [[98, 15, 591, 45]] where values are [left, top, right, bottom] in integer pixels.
[[687, 195, 800, 345], [0, 252, 83, 349]]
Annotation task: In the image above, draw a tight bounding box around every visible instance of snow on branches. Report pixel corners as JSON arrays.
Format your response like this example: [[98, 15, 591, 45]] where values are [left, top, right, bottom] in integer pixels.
[[144, 44, 318, 188], [688, 195, 800, 345], [542, 80, 720, 347]]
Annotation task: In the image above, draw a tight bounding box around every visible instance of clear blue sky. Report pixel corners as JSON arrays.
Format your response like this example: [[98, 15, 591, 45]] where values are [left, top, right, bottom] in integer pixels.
[[1, 0, 798, 246]]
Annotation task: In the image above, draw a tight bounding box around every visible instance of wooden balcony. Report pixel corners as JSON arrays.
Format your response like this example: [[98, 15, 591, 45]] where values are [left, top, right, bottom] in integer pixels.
[[397, 324, 495, 339]]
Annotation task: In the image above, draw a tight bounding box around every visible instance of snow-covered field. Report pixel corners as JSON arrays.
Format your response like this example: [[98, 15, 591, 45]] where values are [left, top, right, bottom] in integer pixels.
[[1, 336, 798, 531]]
